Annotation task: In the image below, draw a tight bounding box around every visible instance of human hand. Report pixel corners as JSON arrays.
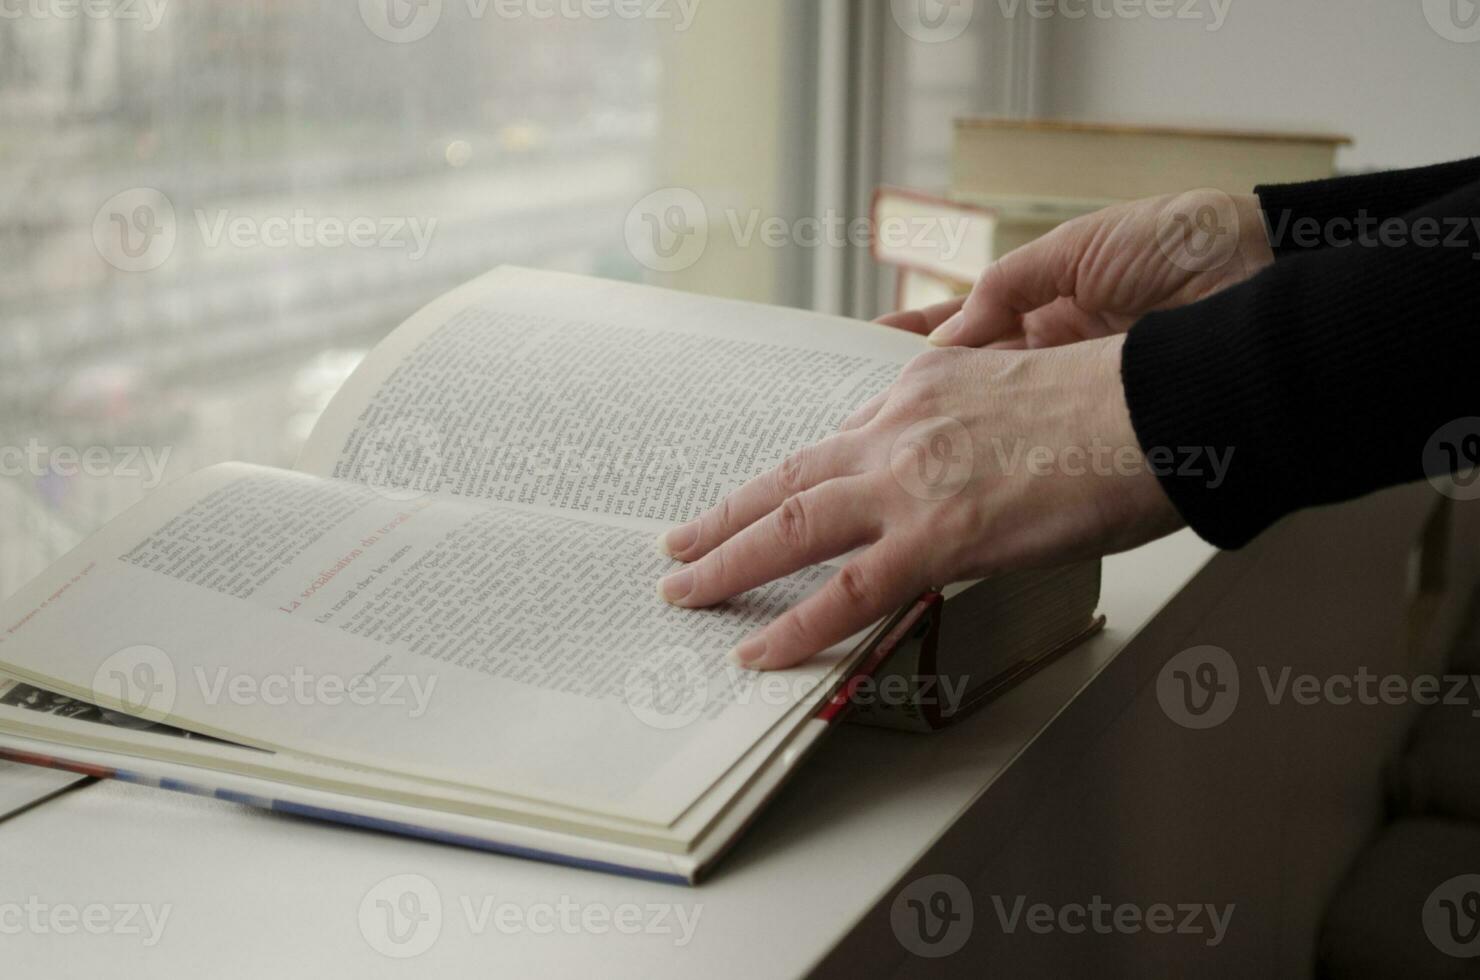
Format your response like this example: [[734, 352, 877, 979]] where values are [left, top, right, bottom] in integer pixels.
[[879, 191, 1272, 349], [655, 334, 1185, 670]]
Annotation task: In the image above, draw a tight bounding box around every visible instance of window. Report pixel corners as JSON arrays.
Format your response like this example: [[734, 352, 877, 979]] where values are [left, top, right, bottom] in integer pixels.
[[0, 2, 916, 597]]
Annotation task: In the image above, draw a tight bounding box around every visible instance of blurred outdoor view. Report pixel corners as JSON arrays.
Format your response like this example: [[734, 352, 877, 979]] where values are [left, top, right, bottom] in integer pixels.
[[0, 2, 664, 597]]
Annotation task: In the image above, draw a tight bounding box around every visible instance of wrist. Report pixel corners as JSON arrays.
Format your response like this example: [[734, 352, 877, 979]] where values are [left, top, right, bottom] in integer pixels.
[[1236, 193, 1276, 272], [1097, 334, 1186, 549]]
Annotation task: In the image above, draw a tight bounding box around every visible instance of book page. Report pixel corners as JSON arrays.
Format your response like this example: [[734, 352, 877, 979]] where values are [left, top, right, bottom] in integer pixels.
[[295, 267, 926, 530], [0, 462, 864, 826], [0, 651, 853, 850]]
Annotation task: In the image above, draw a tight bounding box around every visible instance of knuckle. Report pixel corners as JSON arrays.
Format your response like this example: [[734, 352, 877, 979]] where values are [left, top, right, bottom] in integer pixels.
[[774, 494, 810, 550], [831, 562, 874, 608], [842, 395, 882, 431], [885, 382, 932, 417], [711, 494, 736, 537], [904, 348, 942, 374], [775, 449, 809, 496], [915, 346, 955, 367], [907, 345, 965, 378], [868, 468, 909, 507]]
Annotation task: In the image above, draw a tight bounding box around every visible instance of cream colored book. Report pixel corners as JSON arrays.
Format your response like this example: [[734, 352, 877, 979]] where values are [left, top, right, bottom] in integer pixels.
[[869, 186, 997, 284], [0, 268, 1099, 882], [953, 117, 1349, 205], [868, 187, 989, 311]]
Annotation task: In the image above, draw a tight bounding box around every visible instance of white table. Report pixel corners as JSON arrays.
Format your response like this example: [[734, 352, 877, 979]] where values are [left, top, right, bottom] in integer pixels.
[[3, 484, 1469, 978]]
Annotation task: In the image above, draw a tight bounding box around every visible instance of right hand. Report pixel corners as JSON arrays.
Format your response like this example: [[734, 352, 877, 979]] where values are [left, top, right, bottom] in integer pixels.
[[879, 190, 1274, 349], [657, 333, 1183, 670]]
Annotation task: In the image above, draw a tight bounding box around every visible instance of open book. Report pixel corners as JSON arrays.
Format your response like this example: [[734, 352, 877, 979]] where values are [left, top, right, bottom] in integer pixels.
[[0, 268, 1098, 882]]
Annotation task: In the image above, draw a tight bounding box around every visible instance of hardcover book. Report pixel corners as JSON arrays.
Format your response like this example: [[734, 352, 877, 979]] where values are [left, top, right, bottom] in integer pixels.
[[0, 268, 1099, 882]]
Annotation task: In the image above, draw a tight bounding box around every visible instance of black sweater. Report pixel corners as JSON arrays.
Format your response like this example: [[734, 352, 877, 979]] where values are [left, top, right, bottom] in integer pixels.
[[1121, 156, 1480, 549]]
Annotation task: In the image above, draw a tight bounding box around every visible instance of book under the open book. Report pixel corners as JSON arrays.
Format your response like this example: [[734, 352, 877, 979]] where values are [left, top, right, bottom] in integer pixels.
[[0, 268, 1099, 883]]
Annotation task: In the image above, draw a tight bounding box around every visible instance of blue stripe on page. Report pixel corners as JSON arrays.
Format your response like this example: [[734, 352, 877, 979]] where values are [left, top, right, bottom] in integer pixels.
[[10, 755, 692, 884], [213, 787, 274, 809], [268, 799, 690, 886]]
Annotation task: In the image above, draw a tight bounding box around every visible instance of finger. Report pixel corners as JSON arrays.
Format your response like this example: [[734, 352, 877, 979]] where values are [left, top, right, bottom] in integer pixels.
[[658, 475, 880, 608], [874, 294, 966, 336], [730, 537, 927, 671], [986, 299, 1118, 349], [657, 434, 861, 562], [1018, 297, 1118, 349], [928, 226, 1083, 348], [840, 390, 889, 431]]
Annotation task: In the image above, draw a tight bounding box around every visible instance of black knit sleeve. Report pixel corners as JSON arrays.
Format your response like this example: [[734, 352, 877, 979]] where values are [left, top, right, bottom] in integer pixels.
[[1258, 156, 1480, 258], [1121, 175, 1480, 550]]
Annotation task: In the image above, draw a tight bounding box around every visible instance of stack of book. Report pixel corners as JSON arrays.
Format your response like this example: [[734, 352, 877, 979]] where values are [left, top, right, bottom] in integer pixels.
[[873, 118, 1350, 303]]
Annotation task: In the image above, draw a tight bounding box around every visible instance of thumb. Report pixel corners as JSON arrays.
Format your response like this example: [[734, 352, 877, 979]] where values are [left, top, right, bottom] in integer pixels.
[[874, 295, 965, 337], [927, 223, 1083, 348]]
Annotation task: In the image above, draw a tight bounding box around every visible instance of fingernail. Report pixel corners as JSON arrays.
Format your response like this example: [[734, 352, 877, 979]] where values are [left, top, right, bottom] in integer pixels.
[[729, 637, 767, 670], [658, 569, 694, 604], [658, 521, 699, 558], [927, 312, 963, 346]]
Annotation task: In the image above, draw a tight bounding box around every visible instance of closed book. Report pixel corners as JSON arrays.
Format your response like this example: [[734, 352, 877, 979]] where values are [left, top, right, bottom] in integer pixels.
[[952, 117, 1349, 205]]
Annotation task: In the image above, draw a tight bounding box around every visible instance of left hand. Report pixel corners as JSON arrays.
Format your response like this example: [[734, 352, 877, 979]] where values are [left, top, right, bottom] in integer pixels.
[[655, 333, 1184, 670], [875, 190, 1272, 349]]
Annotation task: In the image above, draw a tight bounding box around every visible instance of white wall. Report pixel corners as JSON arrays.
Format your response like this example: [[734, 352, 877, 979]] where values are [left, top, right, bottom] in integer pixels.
[[1034, 0, 1480, 171], [880, 4, 1045, 191]]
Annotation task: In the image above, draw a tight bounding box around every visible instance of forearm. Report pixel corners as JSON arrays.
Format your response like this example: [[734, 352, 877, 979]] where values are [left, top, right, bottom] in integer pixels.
[[1122, 177, 1480, 549], [1258, 156, 1480, 258]]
